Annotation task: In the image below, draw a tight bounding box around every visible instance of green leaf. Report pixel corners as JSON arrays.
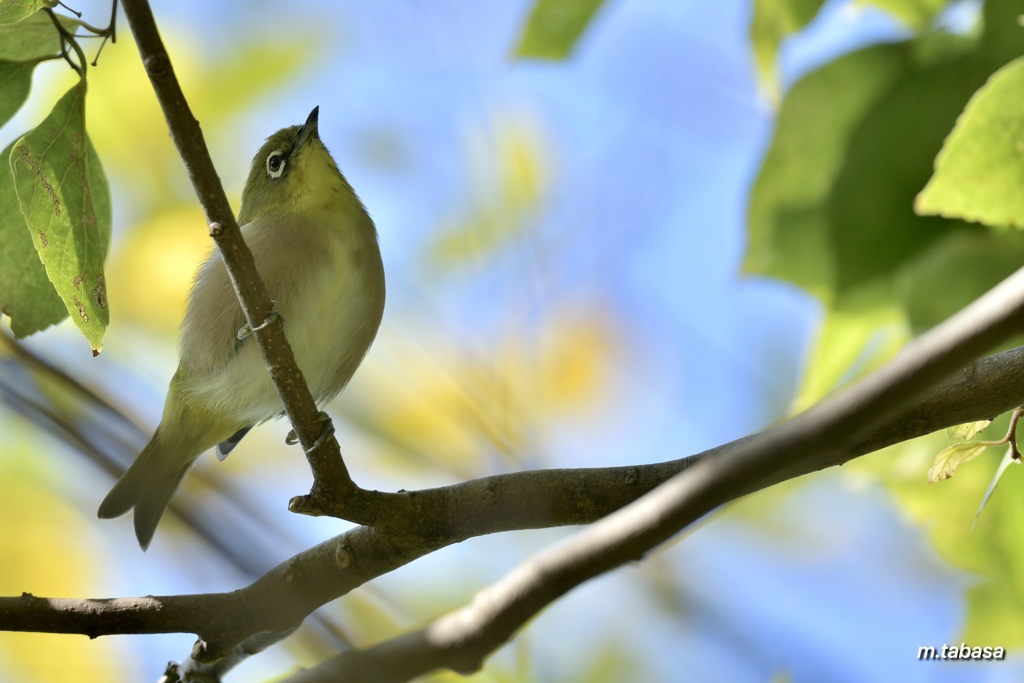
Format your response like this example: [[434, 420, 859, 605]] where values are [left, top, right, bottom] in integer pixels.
[[0, 10, 68, 60], [749, 31, 999, 303], [896, 229, 1024, 333], [195, 36, 321, 121], [829, 54, 982, 292], [929, 442, 988, 482], [0, 139, 66, 336], [0, 0, 56, 25], [863, 0, 946, 32], [749, 0, 826, 96], [745, 43, 908, 300], [10, 82, 111, 351], [789, 303, 906, 413], [0, 59, 36, 129], [974, 444, 1018, 528], [514, 0, 607, 60], [979, 0, 1024, 71], [946, 420, 992, 441], [916, 57, 1024, 229]]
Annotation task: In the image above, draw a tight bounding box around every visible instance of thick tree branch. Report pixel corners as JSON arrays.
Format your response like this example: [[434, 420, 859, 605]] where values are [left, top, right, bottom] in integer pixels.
[[278, 270, 1024, 681], [116, 0, 403, 523], [3, 342, 1024, 675]]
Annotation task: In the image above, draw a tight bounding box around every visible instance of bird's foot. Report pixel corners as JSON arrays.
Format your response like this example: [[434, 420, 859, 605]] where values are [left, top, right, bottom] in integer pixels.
[[236, 300, 281, 340], [285, 411, 335, 453]]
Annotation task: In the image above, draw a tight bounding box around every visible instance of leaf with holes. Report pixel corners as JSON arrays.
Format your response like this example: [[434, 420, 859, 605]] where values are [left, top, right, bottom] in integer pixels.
[[0, 139, 66, 336], [10, 81, 111, 352]]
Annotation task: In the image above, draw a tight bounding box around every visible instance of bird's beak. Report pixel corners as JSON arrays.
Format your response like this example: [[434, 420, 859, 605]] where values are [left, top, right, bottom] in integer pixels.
[[295, 106, 320, 150]]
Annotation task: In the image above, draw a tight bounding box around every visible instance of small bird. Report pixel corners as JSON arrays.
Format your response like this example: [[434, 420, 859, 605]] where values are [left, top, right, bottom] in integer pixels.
[[98, 107, 385, 550]]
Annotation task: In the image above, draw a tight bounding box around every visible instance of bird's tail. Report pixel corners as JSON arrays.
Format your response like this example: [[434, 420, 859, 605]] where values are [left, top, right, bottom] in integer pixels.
[[97, 429, 194, 551]]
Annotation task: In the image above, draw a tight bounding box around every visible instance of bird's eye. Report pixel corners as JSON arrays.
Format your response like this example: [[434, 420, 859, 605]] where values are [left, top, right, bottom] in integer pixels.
[[266, 151, 286, 179]]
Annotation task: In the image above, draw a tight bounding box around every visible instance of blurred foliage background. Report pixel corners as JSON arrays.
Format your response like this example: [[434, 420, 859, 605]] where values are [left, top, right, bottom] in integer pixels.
[[3, 0, 1024, 681]]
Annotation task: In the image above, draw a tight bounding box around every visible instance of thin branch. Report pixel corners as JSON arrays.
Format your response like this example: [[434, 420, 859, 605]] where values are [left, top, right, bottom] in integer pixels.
[[72, 0, 118, 39], [117, 0, 399, 523], [45, 7, 87, 76], [57, 1, 82, 18], [0, 332, 145, 432], [1003, 406, 1023, 460], [3, 343, 1024, 674], [0, 333, 356, 658], [0, 524, 436, 652]]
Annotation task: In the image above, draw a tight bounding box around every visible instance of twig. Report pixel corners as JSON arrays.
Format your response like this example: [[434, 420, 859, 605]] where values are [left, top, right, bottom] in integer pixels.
[[57, 1, 81, 18], [0, 332, 143, 431], [1005, 407, 1023, 460], [58, 0, 117, 37], [117, 0, 398, 524], [45, 8, 87, 76], [86, 0, 118, 65]]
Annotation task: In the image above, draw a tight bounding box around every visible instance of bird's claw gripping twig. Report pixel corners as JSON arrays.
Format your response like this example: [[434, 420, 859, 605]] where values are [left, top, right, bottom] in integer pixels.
[[237, 301, 281, 340], [285, 411, 335, 453]]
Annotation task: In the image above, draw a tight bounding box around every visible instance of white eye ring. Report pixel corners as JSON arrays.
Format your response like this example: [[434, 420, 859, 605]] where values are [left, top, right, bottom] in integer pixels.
[[266, 151, 286, 179]]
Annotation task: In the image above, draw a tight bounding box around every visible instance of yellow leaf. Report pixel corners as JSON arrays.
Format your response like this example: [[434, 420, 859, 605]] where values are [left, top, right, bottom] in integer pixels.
[[106, 205, 211, 334], [431, 111, 552, 267], [790, 303, 906, 413], [928, 442, 988, 482], [945, 419, 991, 441], [0, 447, 134, 680], [340, 311, 617, 473]]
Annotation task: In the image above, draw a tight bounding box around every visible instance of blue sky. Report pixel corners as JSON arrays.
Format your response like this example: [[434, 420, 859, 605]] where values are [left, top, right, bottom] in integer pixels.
[[4, 1, 1023, 681]]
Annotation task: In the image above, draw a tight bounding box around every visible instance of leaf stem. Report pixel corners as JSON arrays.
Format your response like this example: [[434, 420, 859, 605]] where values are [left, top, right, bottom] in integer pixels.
[[1005, 407, 1022, 460], [45, 8, 87, 77]]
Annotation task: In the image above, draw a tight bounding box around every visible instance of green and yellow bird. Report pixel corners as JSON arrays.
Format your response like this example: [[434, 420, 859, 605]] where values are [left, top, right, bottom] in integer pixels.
[[98, 107, 385, 549]]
